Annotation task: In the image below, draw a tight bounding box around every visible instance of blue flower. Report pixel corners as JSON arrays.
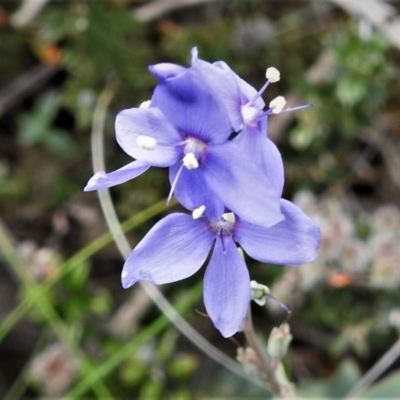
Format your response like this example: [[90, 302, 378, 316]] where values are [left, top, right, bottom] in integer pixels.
[[85, 66, 284, 227], [121, 200, 320, 337]]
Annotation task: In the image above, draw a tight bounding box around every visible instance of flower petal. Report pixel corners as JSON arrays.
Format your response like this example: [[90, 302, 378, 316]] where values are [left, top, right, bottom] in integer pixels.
[[116, 107, 181, 166], [203, 141, 284, 227], [150, 68, 232, 144], [235, 199, 321, 265], [84, 160, 150, 191], [234, 119, 284, 197], [191, 53, 243, 132], [203, 237, 250, 338], [169, 163, 225, 220], [214, 60, 265, 110], [122, 213, 214, 288]]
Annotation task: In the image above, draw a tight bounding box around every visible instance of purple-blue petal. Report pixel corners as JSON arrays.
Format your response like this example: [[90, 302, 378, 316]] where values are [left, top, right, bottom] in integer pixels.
[[169, 163, 225, 220], [213, 60, 265, 110], [84, 160, 150, 191], [234, 199, 321, 265], [191, 52, 243, 132], [150, 68, 232, 144], [203, 237, 250, 338], [234, 120, 284, 197], [203, 141, 284, 227], [121, 213, 214, 288], [116, 107, 181, 166]]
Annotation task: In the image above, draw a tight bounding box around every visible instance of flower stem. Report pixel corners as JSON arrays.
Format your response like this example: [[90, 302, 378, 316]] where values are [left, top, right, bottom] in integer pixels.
[[242, 306, 296, 398]]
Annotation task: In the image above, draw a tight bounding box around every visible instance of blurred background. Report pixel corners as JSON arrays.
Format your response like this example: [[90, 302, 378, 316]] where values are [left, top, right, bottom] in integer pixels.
[[1, 0, 400, 398]]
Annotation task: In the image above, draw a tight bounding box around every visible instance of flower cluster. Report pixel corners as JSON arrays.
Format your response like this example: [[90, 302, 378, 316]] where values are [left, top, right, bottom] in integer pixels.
[[85, 48, 320, 337]]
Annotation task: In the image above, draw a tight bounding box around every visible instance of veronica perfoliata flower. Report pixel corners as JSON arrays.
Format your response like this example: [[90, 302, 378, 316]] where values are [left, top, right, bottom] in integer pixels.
[[86, 66, 284, 227], [121, 200, 320, 337]]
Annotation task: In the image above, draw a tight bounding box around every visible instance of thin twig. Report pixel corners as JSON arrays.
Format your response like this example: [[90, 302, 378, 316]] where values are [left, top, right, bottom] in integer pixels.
[[10, 0, 50, 27], [133, 0, 216, 22], [328, 0, 400, 51], [346, 336, 400, 397], [0, 64, 58, 118], [242, 307, 295, 398]]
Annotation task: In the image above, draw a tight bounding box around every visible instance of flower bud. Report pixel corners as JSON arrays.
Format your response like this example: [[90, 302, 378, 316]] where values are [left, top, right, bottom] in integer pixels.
[[267, 323, 292, 360], [250, 280, 270, 306], [236, 347, 260, 377]]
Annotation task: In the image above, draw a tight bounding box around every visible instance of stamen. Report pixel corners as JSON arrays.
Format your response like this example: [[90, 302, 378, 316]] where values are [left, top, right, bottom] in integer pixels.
[[182, 153, 199, 169], [137, 135, 157, 150], [246, 67, 280, 107], [222, 212, 235, 223], [269, 96, 286, 114], [266, 67, 280, 83], [192, 205, 206, 219], [139, 100, 151, 109], [279, 104, 314, 113], [167, 163, 184, 205]]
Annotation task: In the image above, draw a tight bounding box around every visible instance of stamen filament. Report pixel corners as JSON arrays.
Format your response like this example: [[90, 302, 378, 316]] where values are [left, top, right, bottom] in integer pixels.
[[266, 293, 291, 315], [167, 163, 184, 205], [247, 80, 270, 107], [260, 103, 314, 119]]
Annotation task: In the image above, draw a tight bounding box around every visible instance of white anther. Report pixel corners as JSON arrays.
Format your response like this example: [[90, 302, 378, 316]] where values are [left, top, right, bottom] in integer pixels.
[[269, 96, 286, 114], [192, 205, 206, 219], [241, 104, 259, 125], [183, 153, 199, 169], [266, 67, 280, 83], [137, 135, 157, 150], [222, 212, 235, 223], [139, 100, 151, 109], [121, 270, 128, 278]]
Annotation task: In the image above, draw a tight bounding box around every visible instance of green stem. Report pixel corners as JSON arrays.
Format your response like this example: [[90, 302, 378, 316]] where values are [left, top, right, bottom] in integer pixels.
[[66, 284, 202, 399], [242, 307, 295, 398], [0, 218, 114, 399]]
